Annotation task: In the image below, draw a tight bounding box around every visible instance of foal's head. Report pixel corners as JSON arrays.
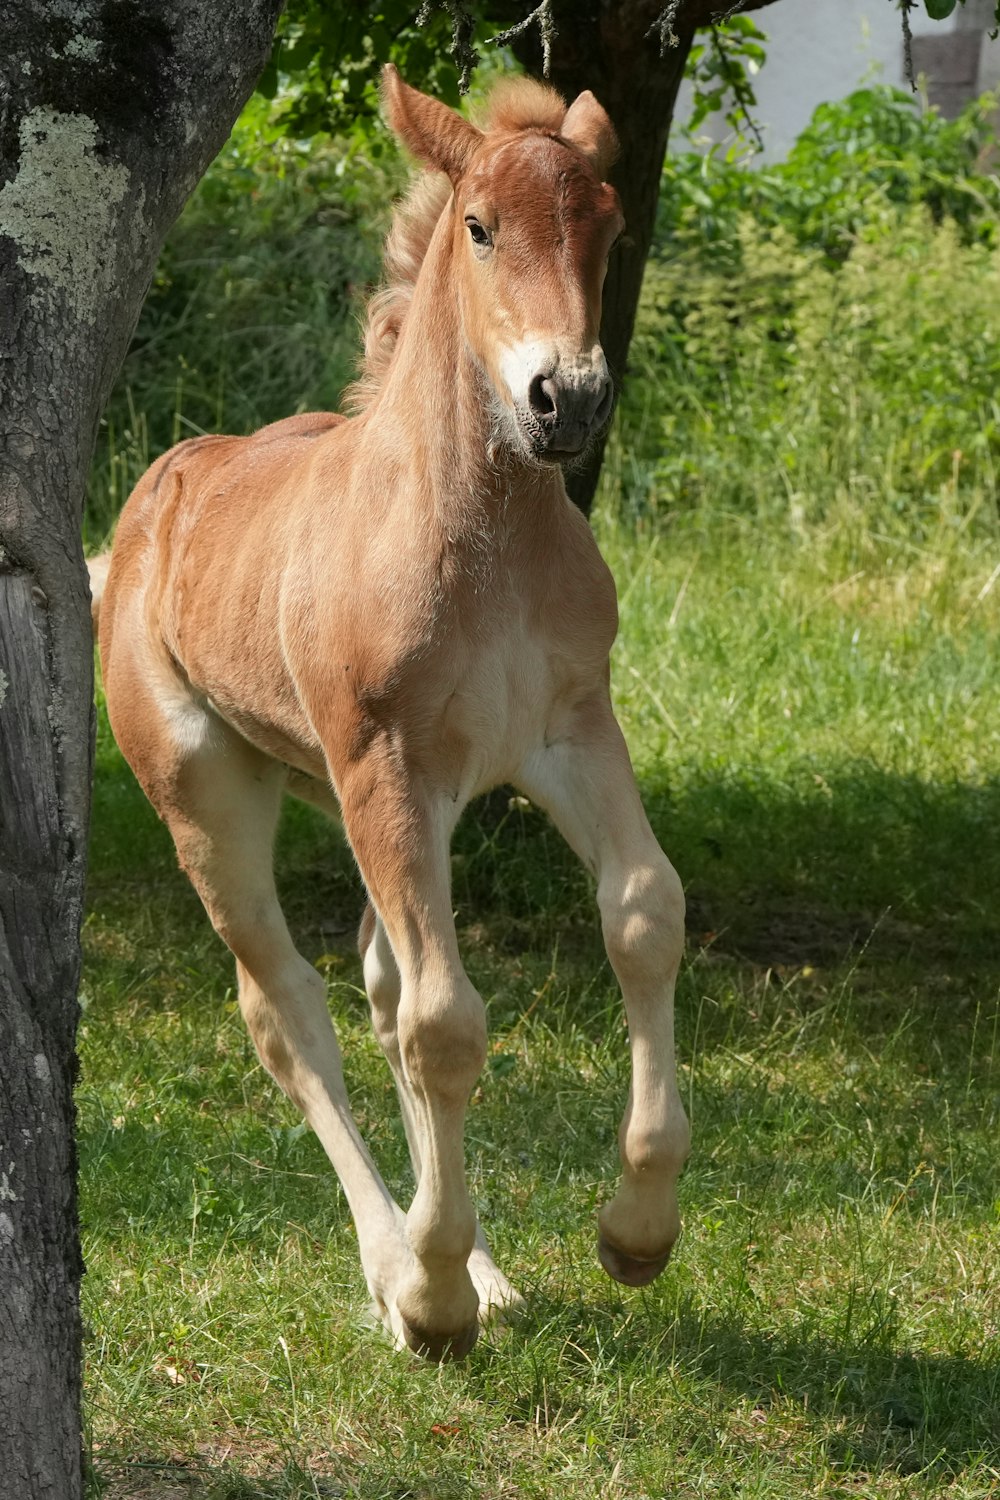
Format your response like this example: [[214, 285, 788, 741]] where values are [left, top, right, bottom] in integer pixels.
[[383, 66, 624, 464]]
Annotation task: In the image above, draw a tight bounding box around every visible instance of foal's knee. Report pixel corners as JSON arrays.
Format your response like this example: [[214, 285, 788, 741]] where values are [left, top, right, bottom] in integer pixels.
[[397, 974, 487, 1104], [396, 972, 486, 1285], [600, 852, 685, 993]]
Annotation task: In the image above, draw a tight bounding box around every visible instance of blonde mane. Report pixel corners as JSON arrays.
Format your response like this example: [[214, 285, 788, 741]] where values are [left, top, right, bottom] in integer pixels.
[[346, 171, 452, 414], [347, 76, 567, 413]]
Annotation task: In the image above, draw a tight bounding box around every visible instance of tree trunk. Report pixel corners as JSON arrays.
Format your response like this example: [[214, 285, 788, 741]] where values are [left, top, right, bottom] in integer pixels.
[[513, 8, 693, 513], [506, 0, 778, 513], [0, 5, 280, 1494]]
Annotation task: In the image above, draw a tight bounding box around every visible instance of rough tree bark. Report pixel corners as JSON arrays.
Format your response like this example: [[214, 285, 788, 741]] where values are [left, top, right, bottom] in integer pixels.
[[503, 0, 779, 513], [0, 4, 281, 1494]]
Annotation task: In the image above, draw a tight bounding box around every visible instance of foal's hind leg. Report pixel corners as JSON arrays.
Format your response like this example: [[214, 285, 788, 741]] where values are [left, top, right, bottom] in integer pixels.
[[517, 693, 690, 1284], [359, 902, 522, 1321], [112, 691, 414, 1337]]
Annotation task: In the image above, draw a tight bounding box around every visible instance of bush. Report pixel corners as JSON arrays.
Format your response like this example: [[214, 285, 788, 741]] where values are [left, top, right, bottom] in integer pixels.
[[663, 85, 1000, 266], [613, 87, 1000, 529], [85, 98, 402, 545]]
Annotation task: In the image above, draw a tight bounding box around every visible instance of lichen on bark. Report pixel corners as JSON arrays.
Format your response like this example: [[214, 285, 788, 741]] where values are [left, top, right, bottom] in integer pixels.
[[0, 107, 133, 325]]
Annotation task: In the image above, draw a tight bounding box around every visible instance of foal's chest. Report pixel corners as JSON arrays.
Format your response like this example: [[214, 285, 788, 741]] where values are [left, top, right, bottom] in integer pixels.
[[429, 566, 616, 794]]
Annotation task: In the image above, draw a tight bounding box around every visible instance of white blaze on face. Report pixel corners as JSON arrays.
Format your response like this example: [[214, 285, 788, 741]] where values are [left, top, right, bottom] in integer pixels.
[[498, 339, 552, 410], [498, 339, 610, 412]]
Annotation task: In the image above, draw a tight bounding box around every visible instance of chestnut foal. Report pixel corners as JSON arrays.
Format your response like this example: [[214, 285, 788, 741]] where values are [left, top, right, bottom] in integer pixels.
[[95, 66, 689, 1360]]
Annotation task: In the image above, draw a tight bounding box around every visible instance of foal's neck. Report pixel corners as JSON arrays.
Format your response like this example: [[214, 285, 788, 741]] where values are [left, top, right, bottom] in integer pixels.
[[370, 210, 564, 536]]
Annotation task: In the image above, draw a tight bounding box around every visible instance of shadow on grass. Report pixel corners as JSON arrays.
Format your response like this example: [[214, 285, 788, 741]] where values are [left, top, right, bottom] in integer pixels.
[[91, 722, 1000, 981], [446, 763, 1000, 980], [669, 1301, 999, 1479], [480, 1289, 1000, 1484], [89, 1454, 471, 1499], [644, 763, 1000, 974]]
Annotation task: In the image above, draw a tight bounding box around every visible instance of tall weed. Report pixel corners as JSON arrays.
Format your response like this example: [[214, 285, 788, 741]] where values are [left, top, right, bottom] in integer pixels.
[[614, 88, 1000, 535], [85, 99, 401, 545], [88, 84, 1000, 551], [619, 210, 1000, 531]]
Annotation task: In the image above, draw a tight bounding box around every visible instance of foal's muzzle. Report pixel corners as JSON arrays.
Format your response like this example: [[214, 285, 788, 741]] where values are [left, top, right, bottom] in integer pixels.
[[522, 365, 614, 461]]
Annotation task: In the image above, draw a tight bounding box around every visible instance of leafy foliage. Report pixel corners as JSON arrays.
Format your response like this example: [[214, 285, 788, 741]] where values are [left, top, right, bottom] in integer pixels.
[[684, 16, 767, 150], [257, 2, 774, 143], [921, 0, 1000, 20], [666, 85, 1000, 265], [257, 0, 478, 141], [616, 86, 1000, 525], [85, 102, 400, 544]]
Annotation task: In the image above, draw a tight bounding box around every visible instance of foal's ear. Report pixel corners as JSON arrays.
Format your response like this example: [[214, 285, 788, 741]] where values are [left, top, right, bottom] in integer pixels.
[[382, 63, 484, 182], [561, 90, 618, 179]]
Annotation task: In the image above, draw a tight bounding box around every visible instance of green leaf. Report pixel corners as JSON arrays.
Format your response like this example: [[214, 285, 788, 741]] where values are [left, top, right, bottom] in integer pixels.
[[924, 0, 957, 18]]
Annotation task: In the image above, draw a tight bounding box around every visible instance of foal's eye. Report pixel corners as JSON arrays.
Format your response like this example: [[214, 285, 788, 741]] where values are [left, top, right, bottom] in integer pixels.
[[465, 217, 492, 248]]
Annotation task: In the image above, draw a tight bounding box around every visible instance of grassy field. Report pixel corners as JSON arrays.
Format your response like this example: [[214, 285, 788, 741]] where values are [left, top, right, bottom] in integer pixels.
[[78, 74, 1000, 1500], [80, 476, 1000, 1497]]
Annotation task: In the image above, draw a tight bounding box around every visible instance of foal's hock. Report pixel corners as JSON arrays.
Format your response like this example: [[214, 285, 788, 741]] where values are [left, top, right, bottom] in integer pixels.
[[95, 65, 690, 1361]]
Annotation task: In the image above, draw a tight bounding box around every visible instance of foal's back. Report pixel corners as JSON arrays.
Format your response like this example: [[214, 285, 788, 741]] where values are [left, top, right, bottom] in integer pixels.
[[98, 411, 346, 779]]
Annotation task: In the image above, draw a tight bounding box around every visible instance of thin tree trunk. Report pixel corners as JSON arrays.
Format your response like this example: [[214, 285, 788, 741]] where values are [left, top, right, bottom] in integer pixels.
[[506, 0, 778, 513], [509, 5, 694, 513], [0, 5, 280, 1493], [563, 32, 694, 515]]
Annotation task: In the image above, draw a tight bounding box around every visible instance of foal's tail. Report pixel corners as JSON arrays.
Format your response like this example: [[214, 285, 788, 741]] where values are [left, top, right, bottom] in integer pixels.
[[87, 552, 112, 636]]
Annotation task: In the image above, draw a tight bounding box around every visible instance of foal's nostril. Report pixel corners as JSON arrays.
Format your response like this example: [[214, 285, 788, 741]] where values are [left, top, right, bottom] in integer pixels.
[[528, 373, 557, 421]]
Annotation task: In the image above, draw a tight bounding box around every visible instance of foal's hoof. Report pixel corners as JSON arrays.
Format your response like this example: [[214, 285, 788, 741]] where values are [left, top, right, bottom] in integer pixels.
[[597, 1232, 673, 1288], [400, 1316, 479, 1362]]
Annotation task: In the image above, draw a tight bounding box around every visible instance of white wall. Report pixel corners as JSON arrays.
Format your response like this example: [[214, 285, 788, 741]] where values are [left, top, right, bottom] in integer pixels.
[[674, 0, 998, 163]]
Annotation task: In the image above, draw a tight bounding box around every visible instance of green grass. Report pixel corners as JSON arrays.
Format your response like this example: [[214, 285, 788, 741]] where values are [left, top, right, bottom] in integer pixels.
[[79, 79, 1000, 1500], [80, 490, 1000, 1499]]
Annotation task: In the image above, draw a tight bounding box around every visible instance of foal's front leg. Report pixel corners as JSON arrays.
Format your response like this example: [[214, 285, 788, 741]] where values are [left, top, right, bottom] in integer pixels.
[[339, 761, 486, 1359], [359, 903, 522, 1320], [518, 694, 691, 1283]]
